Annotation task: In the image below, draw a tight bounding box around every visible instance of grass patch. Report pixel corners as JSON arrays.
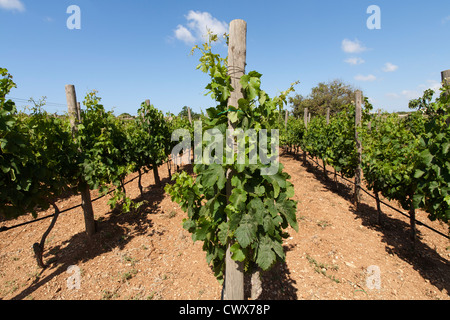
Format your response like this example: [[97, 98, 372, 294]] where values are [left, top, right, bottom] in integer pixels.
[[306, 254, 340, 283]]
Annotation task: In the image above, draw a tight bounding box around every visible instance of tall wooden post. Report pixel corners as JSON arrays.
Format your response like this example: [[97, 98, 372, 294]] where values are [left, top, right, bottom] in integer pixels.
[[304, 108, 308, 129], [303, 108, 308, 165], [442, 69, 450, 86], [285, 109, 289, 128], [354, 90, 363, 207], [145, 99, 161, 186], [326, 108, 330, 125], [442, 70, 450, 126], [65, 85, 96, 238], [224, 19, 247, 301], [76, 102, 81, 122], [321, 108, 330, 180], [410, 203, 416, 249], [188, 107, 192, 125]]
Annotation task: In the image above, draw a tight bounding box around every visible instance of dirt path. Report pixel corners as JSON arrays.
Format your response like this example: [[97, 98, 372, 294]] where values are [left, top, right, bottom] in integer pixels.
[[1, 151, 449, 300]]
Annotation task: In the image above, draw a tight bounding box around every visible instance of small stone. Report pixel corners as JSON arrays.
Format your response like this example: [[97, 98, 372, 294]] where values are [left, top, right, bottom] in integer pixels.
[[345, 261, 356, 268]]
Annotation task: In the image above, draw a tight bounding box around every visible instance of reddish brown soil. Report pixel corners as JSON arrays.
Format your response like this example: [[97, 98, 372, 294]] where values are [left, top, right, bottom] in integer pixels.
[[1, 151, 449, 300]]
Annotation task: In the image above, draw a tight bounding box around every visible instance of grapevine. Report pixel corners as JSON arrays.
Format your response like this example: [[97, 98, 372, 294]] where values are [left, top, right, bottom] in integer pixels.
[[165, 35, 299, 283]]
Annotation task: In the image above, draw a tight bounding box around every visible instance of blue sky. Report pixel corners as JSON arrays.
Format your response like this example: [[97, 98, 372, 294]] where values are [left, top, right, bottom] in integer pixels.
[[1, 0, 449, 115]]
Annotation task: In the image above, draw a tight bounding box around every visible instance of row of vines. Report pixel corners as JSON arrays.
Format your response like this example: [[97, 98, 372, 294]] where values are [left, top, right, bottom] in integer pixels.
[[281, 87, 450, 236], [0, 67, 187, 266]]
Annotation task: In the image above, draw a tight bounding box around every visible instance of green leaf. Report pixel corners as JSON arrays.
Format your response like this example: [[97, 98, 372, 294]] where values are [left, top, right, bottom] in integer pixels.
[[412, 193, 424, 209], [263, 173, 286, 198], [230, 243, 246, 262], [218, 222, 229, 245], [414, 169, 425, 179], [256, 236, 276, 271], [201, 164, 226, 189], [285, 182, 295, 198], [262, 214, 275, 235], [229, 187, 247, 211], [182, 219, 196, 232], [419, 149, 433, 167], [235, 214, 257, 248], [228, 111, 239, 124], [276, 196, 299, 232], [247, 197, 264, 223], [442, 142, 450, 155]]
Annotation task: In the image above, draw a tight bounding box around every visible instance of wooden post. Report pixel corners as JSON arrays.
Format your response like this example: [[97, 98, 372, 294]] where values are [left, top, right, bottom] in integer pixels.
[[303, 108, 308, 165], [66, 86, 79, 135], [285, 109, 289, 128], [304, 108, 308, 129], [144, 99, 151, 121], [285, 109, 289, 153], [410, 204, 416, 249], [442, 69, 450, 86], [188, 107, 192, 125], [354, 90, 363, 207], [224, 19, 246, 301], [145, 99, 161, 186], [188, 107, 193, 161], [65, 85, 96, 238], [322, 108, 330, 179], [76, 102, 81, 122], [375, 190, 382, 225], [442, 70, 450, 126]]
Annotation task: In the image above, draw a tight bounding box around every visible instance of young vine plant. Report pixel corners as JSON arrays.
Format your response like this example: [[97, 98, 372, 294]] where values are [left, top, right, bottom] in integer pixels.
[[165, 35, 300, 283]]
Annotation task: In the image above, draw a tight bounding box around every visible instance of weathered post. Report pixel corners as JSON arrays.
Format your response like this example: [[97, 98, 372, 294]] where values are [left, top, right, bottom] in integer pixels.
[[224, 19, 247, 301], [188, 107, 192, 125], [442, 69, 450, 86], [323, 108, 330, 179], [285, 109, 289, 128], [285, 109, 290, 153], [354, 90, 363, 207], [65, 85, 96, 238], [326, 107, 330, 125], [303, 107, 308, 165], [145, 99, 161, 186], [76, 102, 81, 122], [442, 70, 450, 126]]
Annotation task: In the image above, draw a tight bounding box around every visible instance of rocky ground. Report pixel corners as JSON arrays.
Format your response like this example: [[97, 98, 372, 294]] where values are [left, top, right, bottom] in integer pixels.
[[1, 150, 449, 300]]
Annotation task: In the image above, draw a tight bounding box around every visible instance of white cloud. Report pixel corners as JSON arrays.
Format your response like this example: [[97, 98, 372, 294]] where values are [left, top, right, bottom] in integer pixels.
[[382, 62, 399, 72], [354, 74, 377, 82], [0, 0, 25, 12], [385, 92, 400, 99], [174, 11, 229, 44], [386, 80, 442, 101], [345, 57, 365, 65], [174, 25, 196, 44], [341, 39, 368, 54], [419, 79, 442, 93], [385, 90, 418, 100], [400, 90, 420, 100]]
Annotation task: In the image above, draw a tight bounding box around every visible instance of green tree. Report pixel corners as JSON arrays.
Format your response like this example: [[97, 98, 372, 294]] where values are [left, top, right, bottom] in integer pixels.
[[290, 79, 361, 118], [178, 106, 200, 121]]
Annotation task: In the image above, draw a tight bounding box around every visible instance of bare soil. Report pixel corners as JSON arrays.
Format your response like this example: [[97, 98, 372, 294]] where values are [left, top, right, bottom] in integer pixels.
[[1, 151, 449, 300]]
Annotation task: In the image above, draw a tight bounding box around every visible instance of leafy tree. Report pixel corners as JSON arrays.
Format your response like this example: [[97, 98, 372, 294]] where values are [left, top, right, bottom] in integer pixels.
[[290, 79, 361, 118], [178, 105, 200, 121]]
